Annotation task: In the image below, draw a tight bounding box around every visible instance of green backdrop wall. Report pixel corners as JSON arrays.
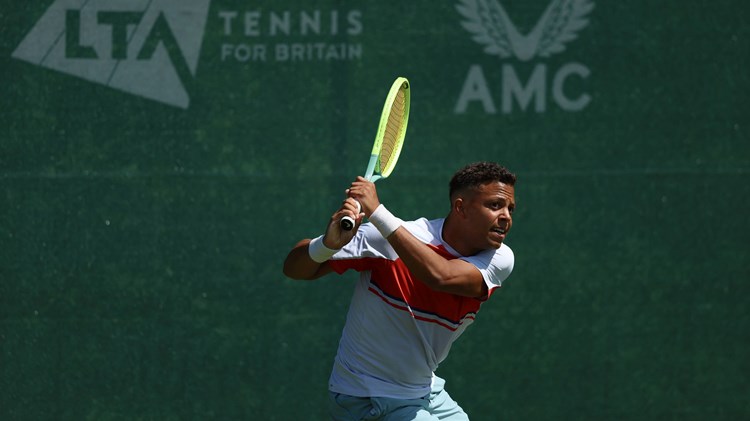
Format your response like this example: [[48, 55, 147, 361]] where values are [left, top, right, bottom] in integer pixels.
[[2, 1, 748, 419]]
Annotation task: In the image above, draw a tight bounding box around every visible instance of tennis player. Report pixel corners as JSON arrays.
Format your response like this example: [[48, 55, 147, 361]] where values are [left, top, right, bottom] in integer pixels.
[[283, 161, 516, 420]]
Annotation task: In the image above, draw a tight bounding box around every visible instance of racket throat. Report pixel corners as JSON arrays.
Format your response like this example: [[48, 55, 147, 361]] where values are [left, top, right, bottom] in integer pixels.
[[365, 153, 381, 181]]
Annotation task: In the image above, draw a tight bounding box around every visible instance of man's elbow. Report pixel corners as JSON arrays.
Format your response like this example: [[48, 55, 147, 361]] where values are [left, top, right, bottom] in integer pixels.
[[282, 241, 315, 280], [282, 266, 297, 280], [282, 258, 330, 281], [282, 260, 308, 280], [282, 254, 303, 280]]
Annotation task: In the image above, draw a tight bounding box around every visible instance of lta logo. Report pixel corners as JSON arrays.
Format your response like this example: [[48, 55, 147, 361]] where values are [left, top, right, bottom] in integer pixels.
[[12, 0, 211, 109], [454, 0, 594, 114]]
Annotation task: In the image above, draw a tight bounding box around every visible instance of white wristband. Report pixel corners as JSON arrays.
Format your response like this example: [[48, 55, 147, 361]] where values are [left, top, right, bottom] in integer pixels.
[[369, 204, 403, 238], [308, 235, 339, 263]]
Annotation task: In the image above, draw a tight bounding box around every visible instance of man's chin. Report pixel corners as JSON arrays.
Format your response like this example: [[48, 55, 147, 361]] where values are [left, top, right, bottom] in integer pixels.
[[488, 233, 505, 248], [486, 239, 503, 249]]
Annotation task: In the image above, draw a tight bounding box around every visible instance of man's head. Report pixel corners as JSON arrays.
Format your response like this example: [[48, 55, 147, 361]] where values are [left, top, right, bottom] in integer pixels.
[[445, 162, 516, 255], [449, 161, 516, 201]]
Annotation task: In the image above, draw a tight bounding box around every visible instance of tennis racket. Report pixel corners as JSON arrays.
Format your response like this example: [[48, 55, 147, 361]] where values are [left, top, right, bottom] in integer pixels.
[[340, 77, 411, 231]]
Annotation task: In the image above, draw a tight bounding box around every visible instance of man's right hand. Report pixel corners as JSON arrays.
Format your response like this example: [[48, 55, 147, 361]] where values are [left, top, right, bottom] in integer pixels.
[[324, 196, 363, 249]]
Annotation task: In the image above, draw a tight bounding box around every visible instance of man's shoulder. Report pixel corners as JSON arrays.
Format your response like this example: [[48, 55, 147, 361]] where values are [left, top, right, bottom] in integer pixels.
[[402, 217, 444, 244], [498, 242, 513, 256], [469, 242, 514, 268]]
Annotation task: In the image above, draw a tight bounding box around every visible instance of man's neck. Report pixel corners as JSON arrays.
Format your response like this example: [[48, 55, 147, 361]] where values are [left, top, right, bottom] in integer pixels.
[[442, 214, 476, 257]]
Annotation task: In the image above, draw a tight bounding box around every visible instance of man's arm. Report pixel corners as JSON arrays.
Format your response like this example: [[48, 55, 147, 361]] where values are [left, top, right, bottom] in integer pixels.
[[282, 239, 336, 280], [282, 196, 363, 280], [347, 177, 487, 298], [386, 225, 488, 298]]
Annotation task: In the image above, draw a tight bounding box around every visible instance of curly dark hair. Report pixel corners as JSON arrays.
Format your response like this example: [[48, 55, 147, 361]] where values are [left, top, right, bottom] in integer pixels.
[[449, 161, 516, 199]]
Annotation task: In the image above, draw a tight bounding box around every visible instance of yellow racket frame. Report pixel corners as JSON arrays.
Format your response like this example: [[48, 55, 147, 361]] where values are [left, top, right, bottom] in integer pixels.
[[364, 77, 410, 181], [340, 77, 411, 231]]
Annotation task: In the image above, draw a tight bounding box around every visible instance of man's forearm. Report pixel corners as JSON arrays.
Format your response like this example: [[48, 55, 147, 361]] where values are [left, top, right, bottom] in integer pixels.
[[282, 239, 333, 280]]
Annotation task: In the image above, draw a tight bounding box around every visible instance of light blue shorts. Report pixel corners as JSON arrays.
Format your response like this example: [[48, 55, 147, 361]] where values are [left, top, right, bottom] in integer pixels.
[[328, 377, 469, 420]]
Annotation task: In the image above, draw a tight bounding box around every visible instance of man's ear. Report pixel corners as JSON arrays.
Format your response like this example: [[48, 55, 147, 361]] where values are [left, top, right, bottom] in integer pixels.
[[452, 197, 466, 217]]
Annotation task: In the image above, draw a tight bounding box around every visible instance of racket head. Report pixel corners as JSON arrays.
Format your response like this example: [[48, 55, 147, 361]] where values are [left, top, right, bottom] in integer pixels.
[[366, 77, 410, 181]]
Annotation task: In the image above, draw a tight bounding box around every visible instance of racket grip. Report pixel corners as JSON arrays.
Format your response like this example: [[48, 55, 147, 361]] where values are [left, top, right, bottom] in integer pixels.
[[339, 201, 362, 231]]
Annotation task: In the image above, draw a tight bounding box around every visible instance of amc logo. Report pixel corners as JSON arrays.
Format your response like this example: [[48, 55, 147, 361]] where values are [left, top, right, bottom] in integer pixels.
[[454, 0, 595, 114]]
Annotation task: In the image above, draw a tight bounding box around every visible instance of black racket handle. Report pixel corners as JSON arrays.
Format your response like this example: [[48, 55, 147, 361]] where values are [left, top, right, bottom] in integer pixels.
[[340, 216, 355, 231], [339, 200, 361, 231]]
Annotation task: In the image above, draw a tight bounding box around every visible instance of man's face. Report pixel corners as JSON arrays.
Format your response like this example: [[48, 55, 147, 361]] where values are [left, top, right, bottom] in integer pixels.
[[459, 181, 515, 252]]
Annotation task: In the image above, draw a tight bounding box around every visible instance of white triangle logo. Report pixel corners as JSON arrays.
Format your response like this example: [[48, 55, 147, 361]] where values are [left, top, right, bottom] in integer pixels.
[[12, 0, 211, 109]]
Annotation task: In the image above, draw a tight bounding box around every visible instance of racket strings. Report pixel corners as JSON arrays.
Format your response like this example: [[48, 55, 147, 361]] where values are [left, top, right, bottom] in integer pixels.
[[378, 89, 406, 173]]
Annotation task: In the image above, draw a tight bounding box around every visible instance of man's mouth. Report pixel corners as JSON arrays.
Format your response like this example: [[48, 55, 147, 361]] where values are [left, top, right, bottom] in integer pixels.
[[490, 227, 507, 235]]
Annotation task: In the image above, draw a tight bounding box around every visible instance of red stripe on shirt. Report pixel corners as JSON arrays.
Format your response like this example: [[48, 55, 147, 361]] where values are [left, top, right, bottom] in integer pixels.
[[329, 244, 483, 327]]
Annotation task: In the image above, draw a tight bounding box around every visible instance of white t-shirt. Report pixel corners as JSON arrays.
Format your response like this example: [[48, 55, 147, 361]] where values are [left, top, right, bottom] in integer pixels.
[[327, 217, 514, 399]]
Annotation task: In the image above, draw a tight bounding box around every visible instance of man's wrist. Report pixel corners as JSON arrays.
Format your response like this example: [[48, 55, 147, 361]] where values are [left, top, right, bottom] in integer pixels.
[[308, 235, 339, 263], [369, 204, 403, 238]]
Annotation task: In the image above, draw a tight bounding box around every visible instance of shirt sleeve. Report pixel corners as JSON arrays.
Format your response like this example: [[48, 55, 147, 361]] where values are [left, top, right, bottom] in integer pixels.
[[460, 244, 515, 294]]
